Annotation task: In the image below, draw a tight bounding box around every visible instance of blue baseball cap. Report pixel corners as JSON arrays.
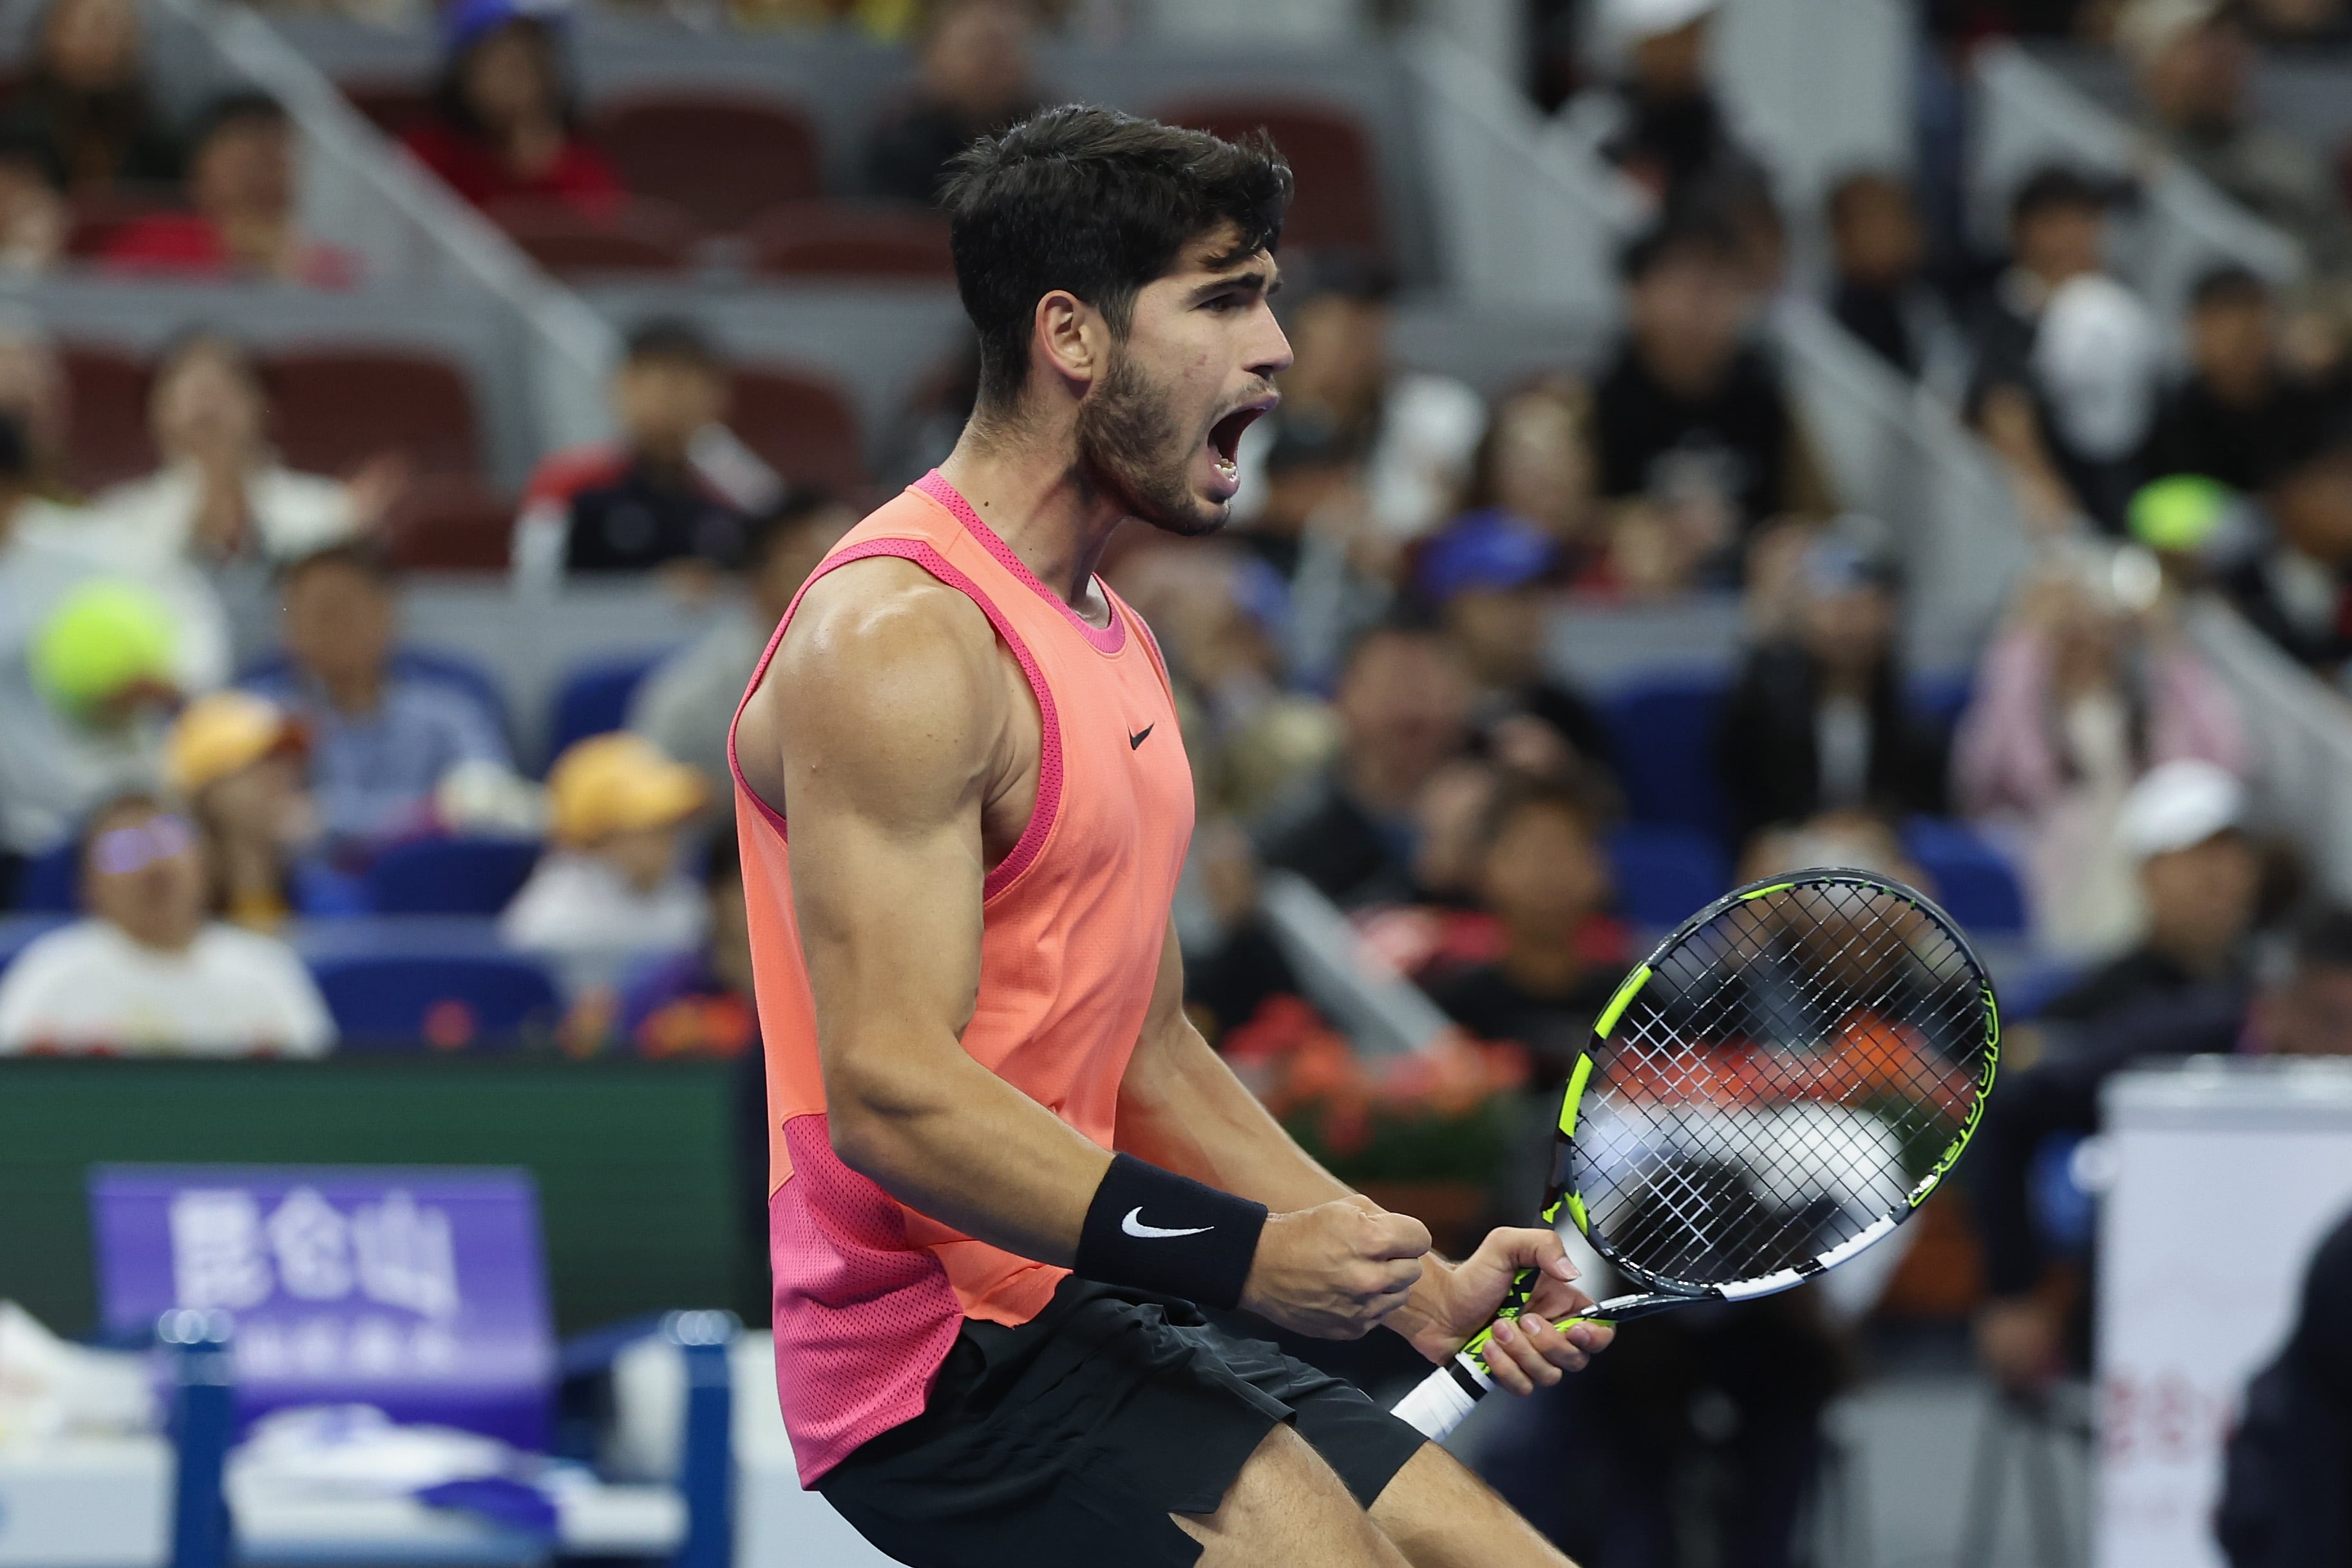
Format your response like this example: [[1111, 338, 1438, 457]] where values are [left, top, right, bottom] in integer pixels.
[[1416, 509, 1558, 605], [443, 0, 570, 55]]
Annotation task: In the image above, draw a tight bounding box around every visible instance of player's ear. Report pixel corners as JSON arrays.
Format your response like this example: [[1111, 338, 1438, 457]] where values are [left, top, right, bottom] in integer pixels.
[[1033, 289, 1103, 392]]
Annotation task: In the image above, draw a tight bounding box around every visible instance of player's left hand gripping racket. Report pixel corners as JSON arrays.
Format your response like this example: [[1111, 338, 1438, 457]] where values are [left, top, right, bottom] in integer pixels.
[[1392, 869, 2000, 1439]]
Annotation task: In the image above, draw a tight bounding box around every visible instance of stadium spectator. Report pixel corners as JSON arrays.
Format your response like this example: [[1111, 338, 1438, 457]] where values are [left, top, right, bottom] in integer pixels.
[[2118, 0, 2352, 277], [1232, 261, 1486, 548], [1566, 0, 1763, 217], [1426, 770, 1624, 1087], [1715, 535, 1946, 845], [1968, 165, 2162, 534], [1258, 618, 1474, 908], [2036, 758, 2262, 1025], [502, 732, 707, 961], [401, 0, 620, 217], [88, 333, 390, 570], [1450, 378, 1608, 579], [863, 0, 1041, 206], [0, 791, 333, 1055], [1416, 508, 1616, 778], [514, 320, 755, 580], [1593, 214, 1834, 564], [2219, 398, 2352, 677], [0, 133, 65, 276], [2217, 1201, 2352, 1568], [99, 95, 356, 287], [620, 827, 758, 1059], [163, 690, 323, 933], [244, 544, 513, 849], [627, 487, 853, 788], [1955, 552, 2243, 956], [1824, 170, 1966, 395], [0, 0, 179, 196], [2139, 267, 2321, 493], [1973, 902, 2352, 1391], [0, 319, 74, 497]]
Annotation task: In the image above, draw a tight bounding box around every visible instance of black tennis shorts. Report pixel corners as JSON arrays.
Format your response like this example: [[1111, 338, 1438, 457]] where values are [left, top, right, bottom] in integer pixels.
[[814, 1278, 1431, 1567]]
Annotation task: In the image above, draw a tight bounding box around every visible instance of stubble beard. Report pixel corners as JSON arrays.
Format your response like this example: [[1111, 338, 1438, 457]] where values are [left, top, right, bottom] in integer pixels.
[[1072, 351, 1227, 540]]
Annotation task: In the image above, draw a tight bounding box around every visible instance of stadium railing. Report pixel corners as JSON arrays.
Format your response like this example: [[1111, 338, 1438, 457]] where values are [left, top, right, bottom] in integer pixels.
[[2186, 596, 2352, 903], [1971, 39, 2304, 316]]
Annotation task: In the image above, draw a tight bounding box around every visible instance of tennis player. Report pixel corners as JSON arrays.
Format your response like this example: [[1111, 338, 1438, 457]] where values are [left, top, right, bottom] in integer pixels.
[[729, 105, 1611, 1567]]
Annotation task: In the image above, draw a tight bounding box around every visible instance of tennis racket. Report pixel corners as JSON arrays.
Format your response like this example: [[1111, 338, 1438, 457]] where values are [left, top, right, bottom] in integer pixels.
[[1392, 868, 2000, 1439]]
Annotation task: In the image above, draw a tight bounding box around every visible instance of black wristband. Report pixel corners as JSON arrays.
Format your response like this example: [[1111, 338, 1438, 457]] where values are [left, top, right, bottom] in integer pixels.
[[1074, 1153, 1269, 1310]]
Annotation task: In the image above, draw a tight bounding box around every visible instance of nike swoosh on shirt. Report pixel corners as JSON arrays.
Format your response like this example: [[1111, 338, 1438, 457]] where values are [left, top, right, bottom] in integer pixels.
[[1122, 1207, 1209, 1239], [1128, 724, 1154, 750]]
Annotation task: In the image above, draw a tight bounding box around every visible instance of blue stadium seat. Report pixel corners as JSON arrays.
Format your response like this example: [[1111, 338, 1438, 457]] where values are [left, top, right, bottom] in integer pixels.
[[1609, 824, 1731, 929], [1598, 672, 1732, 841], [13, 840, 79, 913], [1906, 668, 1975, 736], [365, 836, 542, 916], [2000, 961, 2085, 1022], [1903, 817, 2027, 934], [545, 652, 672, 770], [310, 952, 560, 1047]]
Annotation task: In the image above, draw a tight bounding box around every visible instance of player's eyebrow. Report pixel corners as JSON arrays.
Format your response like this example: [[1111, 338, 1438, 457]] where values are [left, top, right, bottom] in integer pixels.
[[1190, 263, 1281, 304]]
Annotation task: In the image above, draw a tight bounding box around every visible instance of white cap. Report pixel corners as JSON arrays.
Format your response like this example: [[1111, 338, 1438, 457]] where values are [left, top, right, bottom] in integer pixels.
[[1605, 0, 1718, 44], [2119, 759, 2245, 860]]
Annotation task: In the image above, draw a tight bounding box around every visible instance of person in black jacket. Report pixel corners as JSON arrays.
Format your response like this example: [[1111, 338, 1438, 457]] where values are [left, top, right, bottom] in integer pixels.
[[1714, 535, 1946, 845], [2219, 394, 2352, 680], [2218, 1202, 2352, 1568]]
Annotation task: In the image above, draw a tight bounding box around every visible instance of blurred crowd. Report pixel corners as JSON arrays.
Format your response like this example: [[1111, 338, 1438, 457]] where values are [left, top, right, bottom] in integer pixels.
[[0, 0, 2347, 1562]]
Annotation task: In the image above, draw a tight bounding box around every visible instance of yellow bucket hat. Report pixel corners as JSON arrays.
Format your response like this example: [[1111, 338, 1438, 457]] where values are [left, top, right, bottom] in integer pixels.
[[545, 733, 708, 847]]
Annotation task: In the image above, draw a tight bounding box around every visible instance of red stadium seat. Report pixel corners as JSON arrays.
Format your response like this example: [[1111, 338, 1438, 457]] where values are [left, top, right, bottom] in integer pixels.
[[263, 347, 484, 479], [58, 342, 155, 493], [62, 188, 185, 260], [587, 94, 823, 234], [489, 196, 699, 278], [341, 78, 433, 140], [1152, 96, 1385, 258], [745, 201, 954, 282], [728, 366, 866, 491], [382, 474, 516, 572]]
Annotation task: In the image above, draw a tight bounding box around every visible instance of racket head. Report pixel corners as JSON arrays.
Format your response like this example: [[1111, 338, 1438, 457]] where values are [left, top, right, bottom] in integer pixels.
[[1546, 867, 1999, 1305]]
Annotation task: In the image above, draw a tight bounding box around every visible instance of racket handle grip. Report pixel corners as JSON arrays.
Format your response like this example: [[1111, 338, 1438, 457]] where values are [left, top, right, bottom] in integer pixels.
[[1391, 1353, 1494, 1440]]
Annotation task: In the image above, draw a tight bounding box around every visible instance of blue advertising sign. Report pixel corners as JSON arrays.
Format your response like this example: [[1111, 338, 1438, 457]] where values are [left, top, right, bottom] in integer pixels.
[[88, 1167, 555, 1450]]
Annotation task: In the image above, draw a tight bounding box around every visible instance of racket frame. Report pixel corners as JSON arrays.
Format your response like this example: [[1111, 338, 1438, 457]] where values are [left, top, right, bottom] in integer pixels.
[[1393, 867, 2000, 1439]]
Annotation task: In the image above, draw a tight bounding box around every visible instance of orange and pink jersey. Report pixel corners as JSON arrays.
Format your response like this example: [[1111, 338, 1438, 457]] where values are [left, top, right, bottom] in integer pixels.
[[728, 472, 1195, 1484]]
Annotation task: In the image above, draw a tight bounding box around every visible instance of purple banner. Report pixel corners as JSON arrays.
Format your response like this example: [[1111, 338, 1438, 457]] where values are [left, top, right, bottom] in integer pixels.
[[88, 1166, 555, 1450]]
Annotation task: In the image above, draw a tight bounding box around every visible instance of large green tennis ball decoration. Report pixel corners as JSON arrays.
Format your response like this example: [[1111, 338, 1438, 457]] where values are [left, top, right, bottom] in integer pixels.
[[31, 579, 178, 717], [2129, 475, 2235, 554]]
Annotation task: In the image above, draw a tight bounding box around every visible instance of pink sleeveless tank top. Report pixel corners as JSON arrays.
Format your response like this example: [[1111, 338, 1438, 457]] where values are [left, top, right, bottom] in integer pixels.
[[728, 471, 1195, 1484]]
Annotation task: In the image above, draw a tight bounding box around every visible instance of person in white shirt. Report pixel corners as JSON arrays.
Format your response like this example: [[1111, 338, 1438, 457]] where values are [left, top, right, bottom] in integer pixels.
[[87, 332, 402, 569], [0, 793, 334, 1055], [500, 733, 708, 987]]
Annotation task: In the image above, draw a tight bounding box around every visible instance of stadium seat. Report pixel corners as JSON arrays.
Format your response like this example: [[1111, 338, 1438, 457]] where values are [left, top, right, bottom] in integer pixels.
[[382, 475, 518, 572], [489, 196, 700, 278], [1153, 96, 1384, 258], [365, 836, 542, 916], [1608, 823, 1731, 929], [587, 94, 823, 234], [728, 366, 867, 491], [2000, 960, 2084, 1022], [746, 202, 954, 282], [1907, 668, 1975, 736], [546, 652, 671, 766], [1599, 672, 1732, 842], [311, 952, 560, 1047], [59, 342, 155, 492], [263, 347, 484, 478], [340, 77, 433, 140], [1902, 817, 2027, 934], [62, 187, 184, 260], [13, 840, 79, 914]]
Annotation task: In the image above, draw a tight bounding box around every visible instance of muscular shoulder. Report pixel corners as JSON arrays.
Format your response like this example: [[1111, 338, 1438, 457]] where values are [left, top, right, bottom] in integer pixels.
[[761, 556, 1012, 818]]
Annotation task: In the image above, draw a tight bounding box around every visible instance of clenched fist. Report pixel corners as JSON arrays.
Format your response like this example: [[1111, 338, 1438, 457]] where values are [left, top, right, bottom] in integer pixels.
[[1240, 1196, 1431, 1339]]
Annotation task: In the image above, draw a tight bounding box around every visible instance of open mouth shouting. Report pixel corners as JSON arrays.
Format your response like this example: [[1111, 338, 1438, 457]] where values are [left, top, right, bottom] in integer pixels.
[[1204, 397, 1277, 500]]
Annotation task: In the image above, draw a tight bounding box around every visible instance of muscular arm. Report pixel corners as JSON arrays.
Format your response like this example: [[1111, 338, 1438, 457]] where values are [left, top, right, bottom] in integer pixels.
[[773, 562, 1108, 1264]]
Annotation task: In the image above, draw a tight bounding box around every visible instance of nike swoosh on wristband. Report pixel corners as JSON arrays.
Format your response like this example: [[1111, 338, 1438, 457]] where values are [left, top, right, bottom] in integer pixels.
[[1122, 1207, 1211, 1239]]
